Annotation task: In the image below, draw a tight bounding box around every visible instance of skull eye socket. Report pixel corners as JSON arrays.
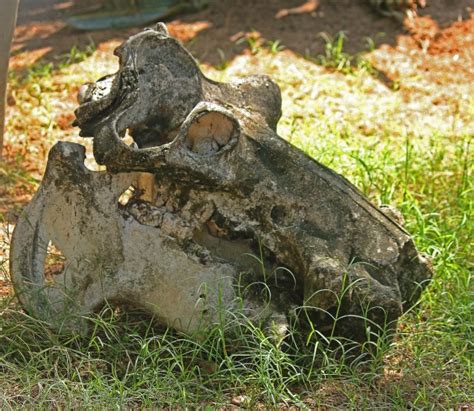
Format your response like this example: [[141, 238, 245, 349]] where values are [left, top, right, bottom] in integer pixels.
[[184, 111, 238, 156]]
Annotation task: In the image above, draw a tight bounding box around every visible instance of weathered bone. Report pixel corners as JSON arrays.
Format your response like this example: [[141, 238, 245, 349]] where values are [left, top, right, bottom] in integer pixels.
[[11, 24, 432, 342], [10, 143, 242, 333]]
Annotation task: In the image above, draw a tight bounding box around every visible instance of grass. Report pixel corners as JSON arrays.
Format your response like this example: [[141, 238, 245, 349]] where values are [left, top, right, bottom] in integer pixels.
[[309, 31, 377, 76], [1, 35, 473, 408]]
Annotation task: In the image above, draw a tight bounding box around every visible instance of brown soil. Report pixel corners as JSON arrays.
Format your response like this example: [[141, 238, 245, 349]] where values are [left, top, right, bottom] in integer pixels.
[[11, 0, 474, 67]]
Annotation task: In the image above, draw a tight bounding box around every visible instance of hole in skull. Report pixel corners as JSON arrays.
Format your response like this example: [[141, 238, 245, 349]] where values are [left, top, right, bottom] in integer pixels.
[[185, 112, 235, 155], [82, 140, 105, 172], [122, 130, 137, 148], [44, 241, 66, 283], [118, 185, 139, 207]]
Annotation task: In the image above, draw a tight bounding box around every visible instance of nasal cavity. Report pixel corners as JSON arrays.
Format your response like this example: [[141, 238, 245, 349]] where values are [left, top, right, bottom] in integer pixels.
[[44, 241, 66, 284]]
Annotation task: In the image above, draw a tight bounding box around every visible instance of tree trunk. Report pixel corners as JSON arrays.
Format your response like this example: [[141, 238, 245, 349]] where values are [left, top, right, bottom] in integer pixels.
[[0, 0, 19, 157]]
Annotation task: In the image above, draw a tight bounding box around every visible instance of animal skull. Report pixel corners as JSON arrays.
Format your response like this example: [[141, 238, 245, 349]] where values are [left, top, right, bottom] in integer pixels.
[[11, 24, 432, 342]]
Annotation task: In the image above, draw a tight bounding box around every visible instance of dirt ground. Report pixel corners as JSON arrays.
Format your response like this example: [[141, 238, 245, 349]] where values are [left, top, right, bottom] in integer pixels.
[[12, 0, 474, 67]]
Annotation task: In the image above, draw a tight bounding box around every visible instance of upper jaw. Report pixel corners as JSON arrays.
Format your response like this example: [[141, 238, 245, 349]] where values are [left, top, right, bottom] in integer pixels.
[[73, 73, 120, 137], [77, 74, 114, 106], [73, 55, 139, 137]]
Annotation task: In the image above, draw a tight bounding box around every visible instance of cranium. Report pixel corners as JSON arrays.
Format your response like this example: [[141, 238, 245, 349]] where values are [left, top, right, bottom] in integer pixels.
[[11, 24, 432, 342]]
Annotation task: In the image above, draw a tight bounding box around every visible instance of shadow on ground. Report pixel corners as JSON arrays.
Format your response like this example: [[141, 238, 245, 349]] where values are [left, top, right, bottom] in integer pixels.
[[12, 0, 474, 67]]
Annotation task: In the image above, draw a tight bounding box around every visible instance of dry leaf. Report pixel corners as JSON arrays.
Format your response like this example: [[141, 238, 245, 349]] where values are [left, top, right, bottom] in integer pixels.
[[275, 0, 319, 19]]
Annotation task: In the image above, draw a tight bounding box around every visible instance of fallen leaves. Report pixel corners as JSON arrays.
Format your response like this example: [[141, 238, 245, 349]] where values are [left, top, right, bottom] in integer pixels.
[[275, 0, 319, 19]]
